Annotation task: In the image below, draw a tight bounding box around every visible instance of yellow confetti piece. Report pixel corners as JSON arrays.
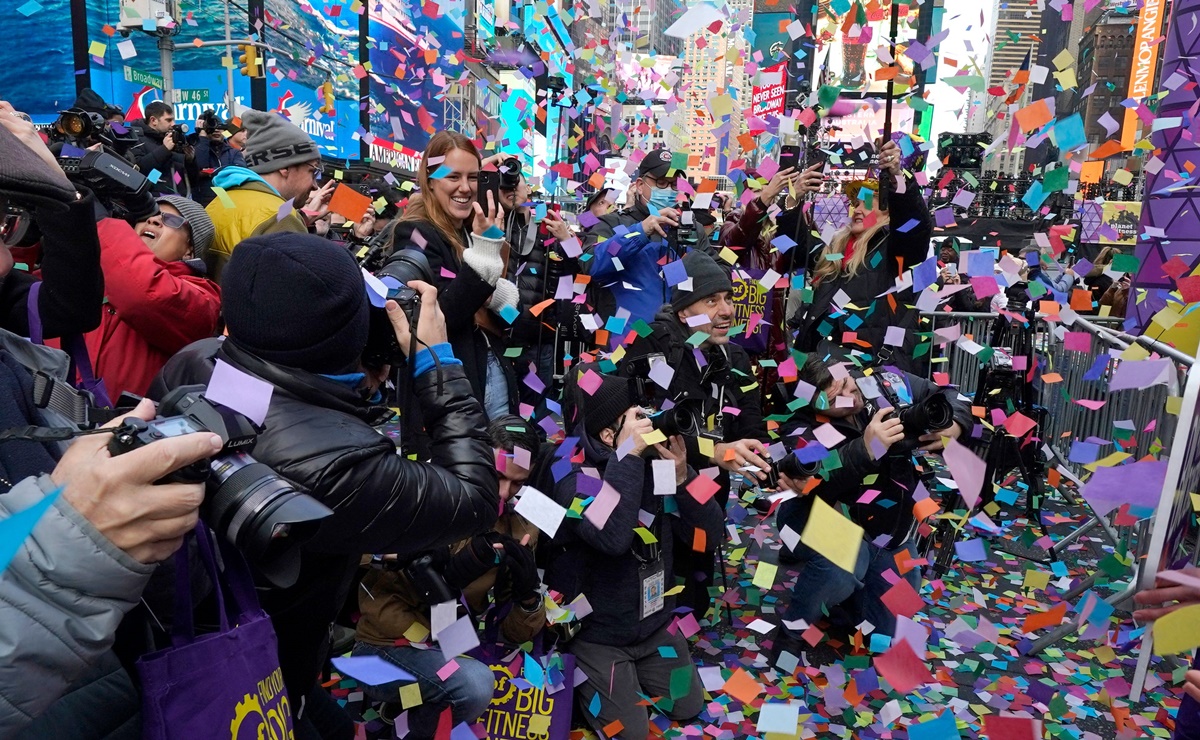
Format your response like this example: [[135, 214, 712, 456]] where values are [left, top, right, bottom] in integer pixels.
[[717, 246, 738, 265], [752, 562, 778, 589], [1023, 569, 1050, 592], [664, 584, 685, 596], [402, 622, 429, 643], [696, 436, 715, 459], [641, 429, 667, 446], [633, 527, 658, 544], [800, 497, 863, 574], [399, 682, 423, 709], [1168, 396, 1184, 415], [212, 186, 236, 210], [1153, 603, 1200, 655], [1084, 451, 1132, 471], [528, 715, 551, 734], [88, 40, 107, 57]]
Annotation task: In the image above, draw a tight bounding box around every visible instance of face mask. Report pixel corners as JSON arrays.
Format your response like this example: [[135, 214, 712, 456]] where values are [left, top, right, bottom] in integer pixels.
[[648, 186, 675, 211]]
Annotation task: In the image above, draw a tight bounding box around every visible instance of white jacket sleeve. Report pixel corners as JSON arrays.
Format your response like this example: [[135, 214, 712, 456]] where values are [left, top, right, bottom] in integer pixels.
[[0, 474, 155, 735]]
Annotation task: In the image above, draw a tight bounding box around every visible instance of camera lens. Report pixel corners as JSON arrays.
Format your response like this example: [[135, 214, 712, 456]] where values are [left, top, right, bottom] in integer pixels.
[[206, 452, 333, 588], [778, 452, 820, 479]]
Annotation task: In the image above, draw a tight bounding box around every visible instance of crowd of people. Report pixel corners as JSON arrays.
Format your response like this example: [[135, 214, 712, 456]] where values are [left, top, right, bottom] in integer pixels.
[[0, 90, 1188, 740]]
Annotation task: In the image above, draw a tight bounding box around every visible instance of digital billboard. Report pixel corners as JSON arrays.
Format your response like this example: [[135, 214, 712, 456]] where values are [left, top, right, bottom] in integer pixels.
[[368, 0, 465, 156], [2, 0, 76, 123], [85, 0, 252, 125], [262, 0, 362, 161], [814, 0, 919, 95]]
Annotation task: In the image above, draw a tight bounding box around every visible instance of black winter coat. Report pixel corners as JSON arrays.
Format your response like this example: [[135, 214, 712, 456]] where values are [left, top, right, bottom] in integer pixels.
[[387, 221, 517, 412], [151, 337, 499, 701], [542, 428, 724, 647], [621, 308, 767, 501], [796, 177, 932, 373], [130, 122, 198, 197], [505, 210, 551, 346], [777, 371, 973, 550]]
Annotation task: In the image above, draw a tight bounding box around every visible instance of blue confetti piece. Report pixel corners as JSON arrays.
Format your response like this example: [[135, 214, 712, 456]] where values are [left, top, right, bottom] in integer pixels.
[[0, 487, 62, 575], [896, 218, 921, 233], [523, 652, 545, 689], [428, 164, 453, 179], [498, 303, 520, 324], [17, 0, 43, 16], [588, 691, 601, 716]]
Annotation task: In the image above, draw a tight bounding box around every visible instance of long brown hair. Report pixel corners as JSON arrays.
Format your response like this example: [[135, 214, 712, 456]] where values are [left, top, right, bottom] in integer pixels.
[[395, 131, 480, 256]]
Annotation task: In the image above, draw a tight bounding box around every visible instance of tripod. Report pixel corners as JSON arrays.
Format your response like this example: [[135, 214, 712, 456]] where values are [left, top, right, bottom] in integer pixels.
[[930, 305, 1051, 576]]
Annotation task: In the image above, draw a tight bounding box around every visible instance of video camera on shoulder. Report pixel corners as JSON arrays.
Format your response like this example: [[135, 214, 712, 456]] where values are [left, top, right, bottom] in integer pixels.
[[58, 149, 153, 221], [54, 108, 139, 158], [860, 370, 954, 454]]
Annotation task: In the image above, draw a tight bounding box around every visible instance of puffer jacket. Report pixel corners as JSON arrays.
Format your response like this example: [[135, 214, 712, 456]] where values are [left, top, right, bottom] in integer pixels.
[[204, 167, 308, 282], [0, 474, 156, 736], [505, 209, 550, 346], [795, 177, 932, 373], [67, 218, 220, 399], [356, 512, 544, 648], [541, 428, 723, 647], [150, 337, 499, 702]]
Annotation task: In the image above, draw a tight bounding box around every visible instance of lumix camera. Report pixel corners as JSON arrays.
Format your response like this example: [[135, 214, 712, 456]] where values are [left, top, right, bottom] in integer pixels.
[[861, 370, 954, 454], [108, 385, 333, 588], [362, 247, 432, 369]]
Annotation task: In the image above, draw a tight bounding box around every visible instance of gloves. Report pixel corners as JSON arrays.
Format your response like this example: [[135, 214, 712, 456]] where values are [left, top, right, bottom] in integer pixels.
[[461, 231, 505, 285], [487, 278, 519, 314], [495, 535, 540, 605], [441, 532, 503, 590]]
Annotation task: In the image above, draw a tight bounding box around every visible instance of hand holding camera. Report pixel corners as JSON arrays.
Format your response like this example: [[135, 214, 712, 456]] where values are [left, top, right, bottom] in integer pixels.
[[641, 208, 679, 239], [616, 407, 655, 457], [863, 408, 905, 459], [917, 421, 963, 452], [49, 399, 223, 564], [713, 438, 771, 480], [495, 533, 539, 606], [386, 280, 448, 356], [652, 434, 689, 486]]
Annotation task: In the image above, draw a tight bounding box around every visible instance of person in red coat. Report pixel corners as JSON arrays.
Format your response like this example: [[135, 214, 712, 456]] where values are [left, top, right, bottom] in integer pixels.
[[79, 195, 221, 398]]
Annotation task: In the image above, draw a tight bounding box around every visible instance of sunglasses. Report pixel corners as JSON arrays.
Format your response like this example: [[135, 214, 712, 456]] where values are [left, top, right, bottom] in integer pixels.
[[159, 212, 188, 230]]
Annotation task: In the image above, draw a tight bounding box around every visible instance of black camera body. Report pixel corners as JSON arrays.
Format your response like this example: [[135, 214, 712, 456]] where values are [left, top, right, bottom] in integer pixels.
[[362, 248, 432, 369], [762, 452, 820, 490], [198, 109, 221, 137], [621, 351, 727, 441], [54, 108, 139, 156], [108, 385, 333, 588], [168, 123, 189, 149], [863, 370, 954, 453], [57, 150, 155, 222]]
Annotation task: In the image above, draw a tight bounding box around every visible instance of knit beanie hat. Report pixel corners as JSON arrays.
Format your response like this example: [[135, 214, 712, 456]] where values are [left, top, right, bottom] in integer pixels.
[[669, 250, 733, 313], [157, 195, 214, 263], [582, 373, 636, 438], [240, 108, 321, 175], [222, 232, 369, 373]]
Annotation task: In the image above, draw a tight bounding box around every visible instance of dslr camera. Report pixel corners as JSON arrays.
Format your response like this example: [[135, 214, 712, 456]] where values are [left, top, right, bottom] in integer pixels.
[[108, 385, 333, 588], [762, 451, 820, 490], [362, 248, 432, 369], [862, 370, 954, 454], [621, 352, 729, 440], [58, 149, 156, 222], [198, 109, 222, 137]]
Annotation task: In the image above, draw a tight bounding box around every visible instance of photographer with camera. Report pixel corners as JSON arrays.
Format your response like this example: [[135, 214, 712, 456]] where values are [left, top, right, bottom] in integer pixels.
[[384, 133, 518, 421], [191, 109, 246, 206], [130, 101, 198, 197], [493, 157, 576, 397], [353, 415, 547, 735], [151, 232, 498, 737], [619, 250, 797, 615], [583, 148, 716, 334], [204, 108, 330, 281], [774, 354, 971, 650], [545, 368, 721, 739]]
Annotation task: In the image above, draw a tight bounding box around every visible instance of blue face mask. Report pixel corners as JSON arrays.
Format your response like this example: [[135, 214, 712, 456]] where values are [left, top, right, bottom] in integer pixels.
[[648, 186, 676, 211]]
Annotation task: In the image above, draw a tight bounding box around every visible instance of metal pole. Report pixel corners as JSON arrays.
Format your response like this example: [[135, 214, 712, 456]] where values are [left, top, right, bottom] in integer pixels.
[[158, 34, 175, 105], [878, 0, 900, 211], [224, 0, 235, 113]]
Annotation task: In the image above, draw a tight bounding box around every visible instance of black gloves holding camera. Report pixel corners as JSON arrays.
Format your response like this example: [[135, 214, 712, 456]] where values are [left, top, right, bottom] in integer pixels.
[[440, 532, 540, 610]]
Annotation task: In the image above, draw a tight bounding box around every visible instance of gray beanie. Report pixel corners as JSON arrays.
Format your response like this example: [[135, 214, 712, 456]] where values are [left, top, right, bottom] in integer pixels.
[[157, 195, 214, 263], [670, 250, 733, 313], [240, 108, 321, 174]]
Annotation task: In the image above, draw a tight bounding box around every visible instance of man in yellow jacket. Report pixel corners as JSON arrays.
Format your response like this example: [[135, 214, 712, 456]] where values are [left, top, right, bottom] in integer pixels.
[[354, 415, 548, 735], [204, 107, 328, 281]]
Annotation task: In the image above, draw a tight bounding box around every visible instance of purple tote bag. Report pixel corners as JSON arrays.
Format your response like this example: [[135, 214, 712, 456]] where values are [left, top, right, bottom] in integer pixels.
[[137, 524, 294, 740]]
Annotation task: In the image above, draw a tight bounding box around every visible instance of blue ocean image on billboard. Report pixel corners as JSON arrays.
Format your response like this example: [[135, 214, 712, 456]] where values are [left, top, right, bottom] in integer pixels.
[[3, 0, 82, 123]]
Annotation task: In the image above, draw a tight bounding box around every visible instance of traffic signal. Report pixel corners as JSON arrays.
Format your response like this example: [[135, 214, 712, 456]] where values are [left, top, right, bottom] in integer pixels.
[[238, 43, 262, 78], [319, 80, 335, 115]]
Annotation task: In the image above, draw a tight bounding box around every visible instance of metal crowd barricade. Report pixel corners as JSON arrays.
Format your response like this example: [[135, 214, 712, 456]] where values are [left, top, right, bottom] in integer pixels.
[[920, 310, 1197, 675]]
